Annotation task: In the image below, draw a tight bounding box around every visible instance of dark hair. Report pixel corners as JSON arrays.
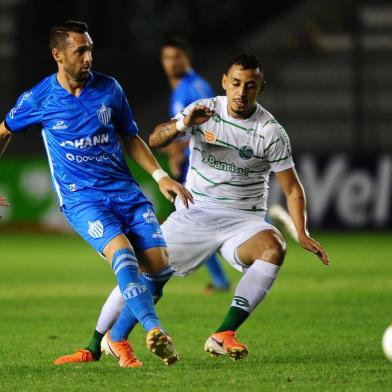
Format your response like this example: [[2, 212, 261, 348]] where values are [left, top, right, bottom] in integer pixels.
[[162, 36, 192, 59], [227, 54, 263, 74], [49, 20, 88, 50]]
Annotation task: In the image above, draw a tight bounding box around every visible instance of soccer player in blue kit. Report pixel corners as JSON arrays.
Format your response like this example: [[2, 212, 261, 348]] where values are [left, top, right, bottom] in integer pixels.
[[0, 21, 194, 368], [160, 37, 230, 291]]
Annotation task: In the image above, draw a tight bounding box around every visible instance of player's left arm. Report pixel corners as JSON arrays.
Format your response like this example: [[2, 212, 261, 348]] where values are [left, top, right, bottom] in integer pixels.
[[0, 122, 12, 218], [0, 122, 12, 158], [119, 133, 193, 207], [0, 195, 10, 220], [275, 168, 330, 265]]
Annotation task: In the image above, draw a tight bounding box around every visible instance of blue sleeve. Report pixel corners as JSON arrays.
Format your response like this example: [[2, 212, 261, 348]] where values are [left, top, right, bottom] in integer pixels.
[[5, 91, 42, 133], [169, 88, 188, 118], [190, 79, 214, 101], [112, 80, 138, 135]]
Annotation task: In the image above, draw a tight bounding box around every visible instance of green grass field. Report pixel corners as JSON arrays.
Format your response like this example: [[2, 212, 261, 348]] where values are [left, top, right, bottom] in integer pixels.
[[0, 232, 391, 391]]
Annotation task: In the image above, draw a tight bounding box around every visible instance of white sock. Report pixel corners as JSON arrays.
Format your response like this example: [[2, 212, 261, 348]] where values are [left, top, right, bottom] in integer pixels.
[[96, 285, 124, 334], [231, 259, 280, 313]]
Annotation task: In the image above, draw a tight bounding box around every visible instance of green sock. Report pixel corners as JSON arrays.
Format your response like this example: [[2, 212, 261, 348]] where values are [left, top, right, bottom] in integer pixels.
[[215, 307, 250, 333], [86, 330, 104, 360]]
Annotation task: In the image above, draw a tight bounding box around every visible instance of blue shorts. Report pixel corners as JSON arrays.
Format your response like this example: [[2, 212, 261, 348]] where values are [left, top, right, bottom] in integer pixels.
[[62, 191, 166, 254]]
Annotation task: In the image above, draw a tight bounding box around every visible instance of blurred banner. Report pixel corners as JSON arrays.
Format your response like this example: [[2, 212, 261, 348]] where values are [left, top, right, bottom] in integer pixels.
[[0, 153, 391, 230], [270, 153, 392, 229], [0, 156, 174, 231]]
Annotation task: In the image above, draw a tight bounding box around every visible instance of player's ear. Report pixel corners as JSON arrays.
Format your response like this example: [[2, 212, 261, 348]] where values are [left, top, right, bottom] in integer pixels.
[[258, 80, 266, 96], [52, 48, 63, 64], [221, 73, 228, 92]]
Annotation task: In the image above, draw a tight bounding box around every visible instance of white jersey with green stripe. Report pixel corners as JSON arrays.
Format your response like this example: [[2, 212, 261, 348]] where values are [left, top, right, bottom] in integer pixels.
[[174, 95, 294, 212]]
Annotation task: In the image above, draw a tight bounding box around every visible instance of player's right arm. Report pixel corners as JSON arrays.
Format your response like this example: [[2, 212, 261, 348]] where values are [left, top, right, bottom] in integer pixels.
[[149, 104, 214, 148], [0, 122, 12, 158], [0, 195, 10, 219], [0, 195, 9, 207], [0, 122, 12, 217], [1, 88, 43, 158]]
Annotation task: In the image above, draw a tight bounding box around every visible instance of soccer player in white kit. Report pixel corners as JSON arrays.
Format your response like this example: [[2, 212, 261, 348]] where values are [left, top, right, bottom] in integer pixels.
[[56, 54, 329, 363]]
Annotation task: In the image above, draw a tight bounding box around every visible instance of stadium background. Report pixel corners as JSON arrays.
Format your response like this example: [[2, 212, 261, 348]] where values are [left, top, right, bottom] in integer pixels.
[[0, 0, 391, 230], [0, 2, 392, 391]]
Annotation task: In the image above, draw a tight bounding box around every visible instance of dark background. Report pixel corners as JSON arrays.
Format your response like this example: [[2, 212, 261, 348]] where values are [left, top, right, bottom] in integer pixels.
[[0, 0, 391, 229], [1, 0, 391, 155]]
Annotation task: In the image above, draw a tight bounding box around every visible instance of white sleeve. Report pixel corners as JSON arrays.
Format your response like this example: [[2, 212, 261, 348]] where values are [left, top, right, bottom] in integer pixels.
[[173, 98, 215, 138], [264, 124, 295, 172]]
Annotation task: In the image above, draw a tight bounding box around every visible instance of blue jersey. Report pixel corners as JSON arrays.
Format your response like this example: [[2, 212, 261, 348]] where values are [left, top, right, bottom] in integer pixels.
[[169, 69, 214, 183], [5, 72, 141, 206], [169, 69, 214, 118]]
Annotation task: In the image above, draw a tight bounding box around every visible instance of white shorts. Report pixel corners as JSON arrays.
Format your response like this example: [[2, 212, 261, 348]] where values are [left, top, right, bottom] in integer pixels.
[[161, 203, 275, 276]]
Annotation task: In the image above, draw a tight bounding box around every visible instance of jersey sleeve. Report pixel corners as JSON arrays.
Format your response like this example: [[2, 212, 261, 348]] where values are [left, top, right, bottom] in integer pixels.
[[173, 98, 214, 120], [5, 91, 42, 132], [173, 98, 214, 139], [264, 123, 295, 172], [170, 88, 187, 118], [170, 79, 214, 118], [112, 80, 139, 135]]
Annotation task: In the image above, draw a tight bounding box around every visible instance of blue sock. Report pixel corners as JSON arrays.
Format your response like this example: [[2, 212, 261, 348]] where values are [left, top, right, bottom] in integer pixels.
[[205, 254, 230, 289], [142, 264, 174, 299], [110, 264, 174, 341], [110, 248, 160, 340]]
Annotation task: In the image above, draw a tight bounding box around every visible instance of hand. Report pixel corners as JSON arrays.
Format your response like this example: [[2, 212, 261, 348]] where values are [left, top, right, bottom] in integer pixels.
[[158, 177, 194, 208], [184, 105, 214, 127], [298, 234, 330, 266], [0, 196, 10, 220], [0, 196, 9, 207]]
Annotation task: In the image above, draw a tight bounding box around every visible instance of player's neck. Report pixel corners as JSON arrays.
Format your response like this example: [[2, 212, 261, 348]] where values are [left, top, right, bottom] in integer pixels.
[[56, 71, 87, 97], [168, 68, 190, 90], [227, 105, 257, 120], [168, 76, 181, 90]]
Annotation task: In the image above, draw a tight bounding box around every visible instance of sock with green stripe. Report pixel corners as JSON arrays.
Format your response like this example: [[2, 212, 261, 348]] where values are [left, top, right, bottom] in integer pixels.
[[215, 259, 279, 332], [86, 330, 104, 360], [215, 306, 250, 333]]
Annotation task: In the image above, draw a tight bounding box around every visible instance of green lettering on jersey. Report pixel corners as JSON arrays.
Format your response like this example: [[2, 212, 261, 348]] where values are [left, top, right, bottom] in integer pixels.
[[201, 151, 249, 176]]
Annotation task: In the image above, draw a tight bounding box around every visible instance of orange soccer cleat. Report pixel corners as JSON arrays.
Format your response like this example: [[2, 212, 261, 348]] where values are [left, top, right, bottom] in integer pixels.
[[101, 331, 143, 368], [204, 330, 248, 360], [146, 327, 179, 366], [54, 349, 95, 365]]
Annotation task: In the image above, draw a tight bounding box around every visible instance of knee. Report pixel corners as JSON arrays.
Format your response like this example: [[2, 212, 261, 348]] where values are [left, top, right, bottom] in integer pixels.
[[139, 247, 170, 273], [159, 248, 170, 267], [258, 234, 286, 265]]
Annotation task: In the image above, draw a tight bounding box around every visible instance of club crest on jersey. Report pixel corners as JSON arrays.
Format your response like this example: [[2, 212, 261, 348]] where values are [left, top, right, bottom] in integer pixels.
[[87, 220, 104, 238], [239, 144, 254, 160], [97, 104, 112, 126], [204, 130, 216, 143]]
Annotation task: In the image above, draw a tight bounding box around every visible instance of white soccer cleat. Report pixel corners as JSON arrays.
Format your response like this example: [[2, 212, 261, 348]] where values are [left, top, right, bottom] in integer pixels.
[[269, 204, 298, 242]]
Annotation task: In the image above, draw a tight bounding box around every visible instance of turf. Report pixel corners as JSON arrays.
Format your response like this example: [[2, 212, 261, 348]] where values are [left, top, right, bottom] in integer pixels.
[[0, 232, 391, 391]]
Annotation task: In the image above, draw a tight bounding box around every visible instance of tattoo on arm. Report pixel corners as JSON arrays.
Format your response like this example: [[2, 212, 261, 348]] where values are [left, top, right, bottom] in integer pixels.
[[149, 121, 180, 148]]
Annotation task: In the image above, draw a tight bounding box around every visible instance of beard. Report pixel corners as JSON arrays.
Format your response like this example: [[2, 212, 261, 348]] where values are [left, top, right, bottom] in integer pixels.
[[64, 63, 90, 82]]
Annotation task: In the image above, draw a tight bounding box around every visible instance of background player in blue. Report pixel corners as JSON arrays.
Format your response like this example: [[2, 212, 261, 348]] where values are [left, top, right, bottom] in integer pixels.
[[0, 20, 194, 368], [160, 37, 231, 292]]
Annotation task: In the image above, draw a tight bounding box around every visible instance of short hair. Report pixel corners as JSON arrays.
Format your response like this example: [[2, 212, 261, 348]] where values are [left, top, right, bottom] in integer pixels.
[[162, 36, 192, 60], [226, 54, 263, 74], [49, 20, 88, 50]]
